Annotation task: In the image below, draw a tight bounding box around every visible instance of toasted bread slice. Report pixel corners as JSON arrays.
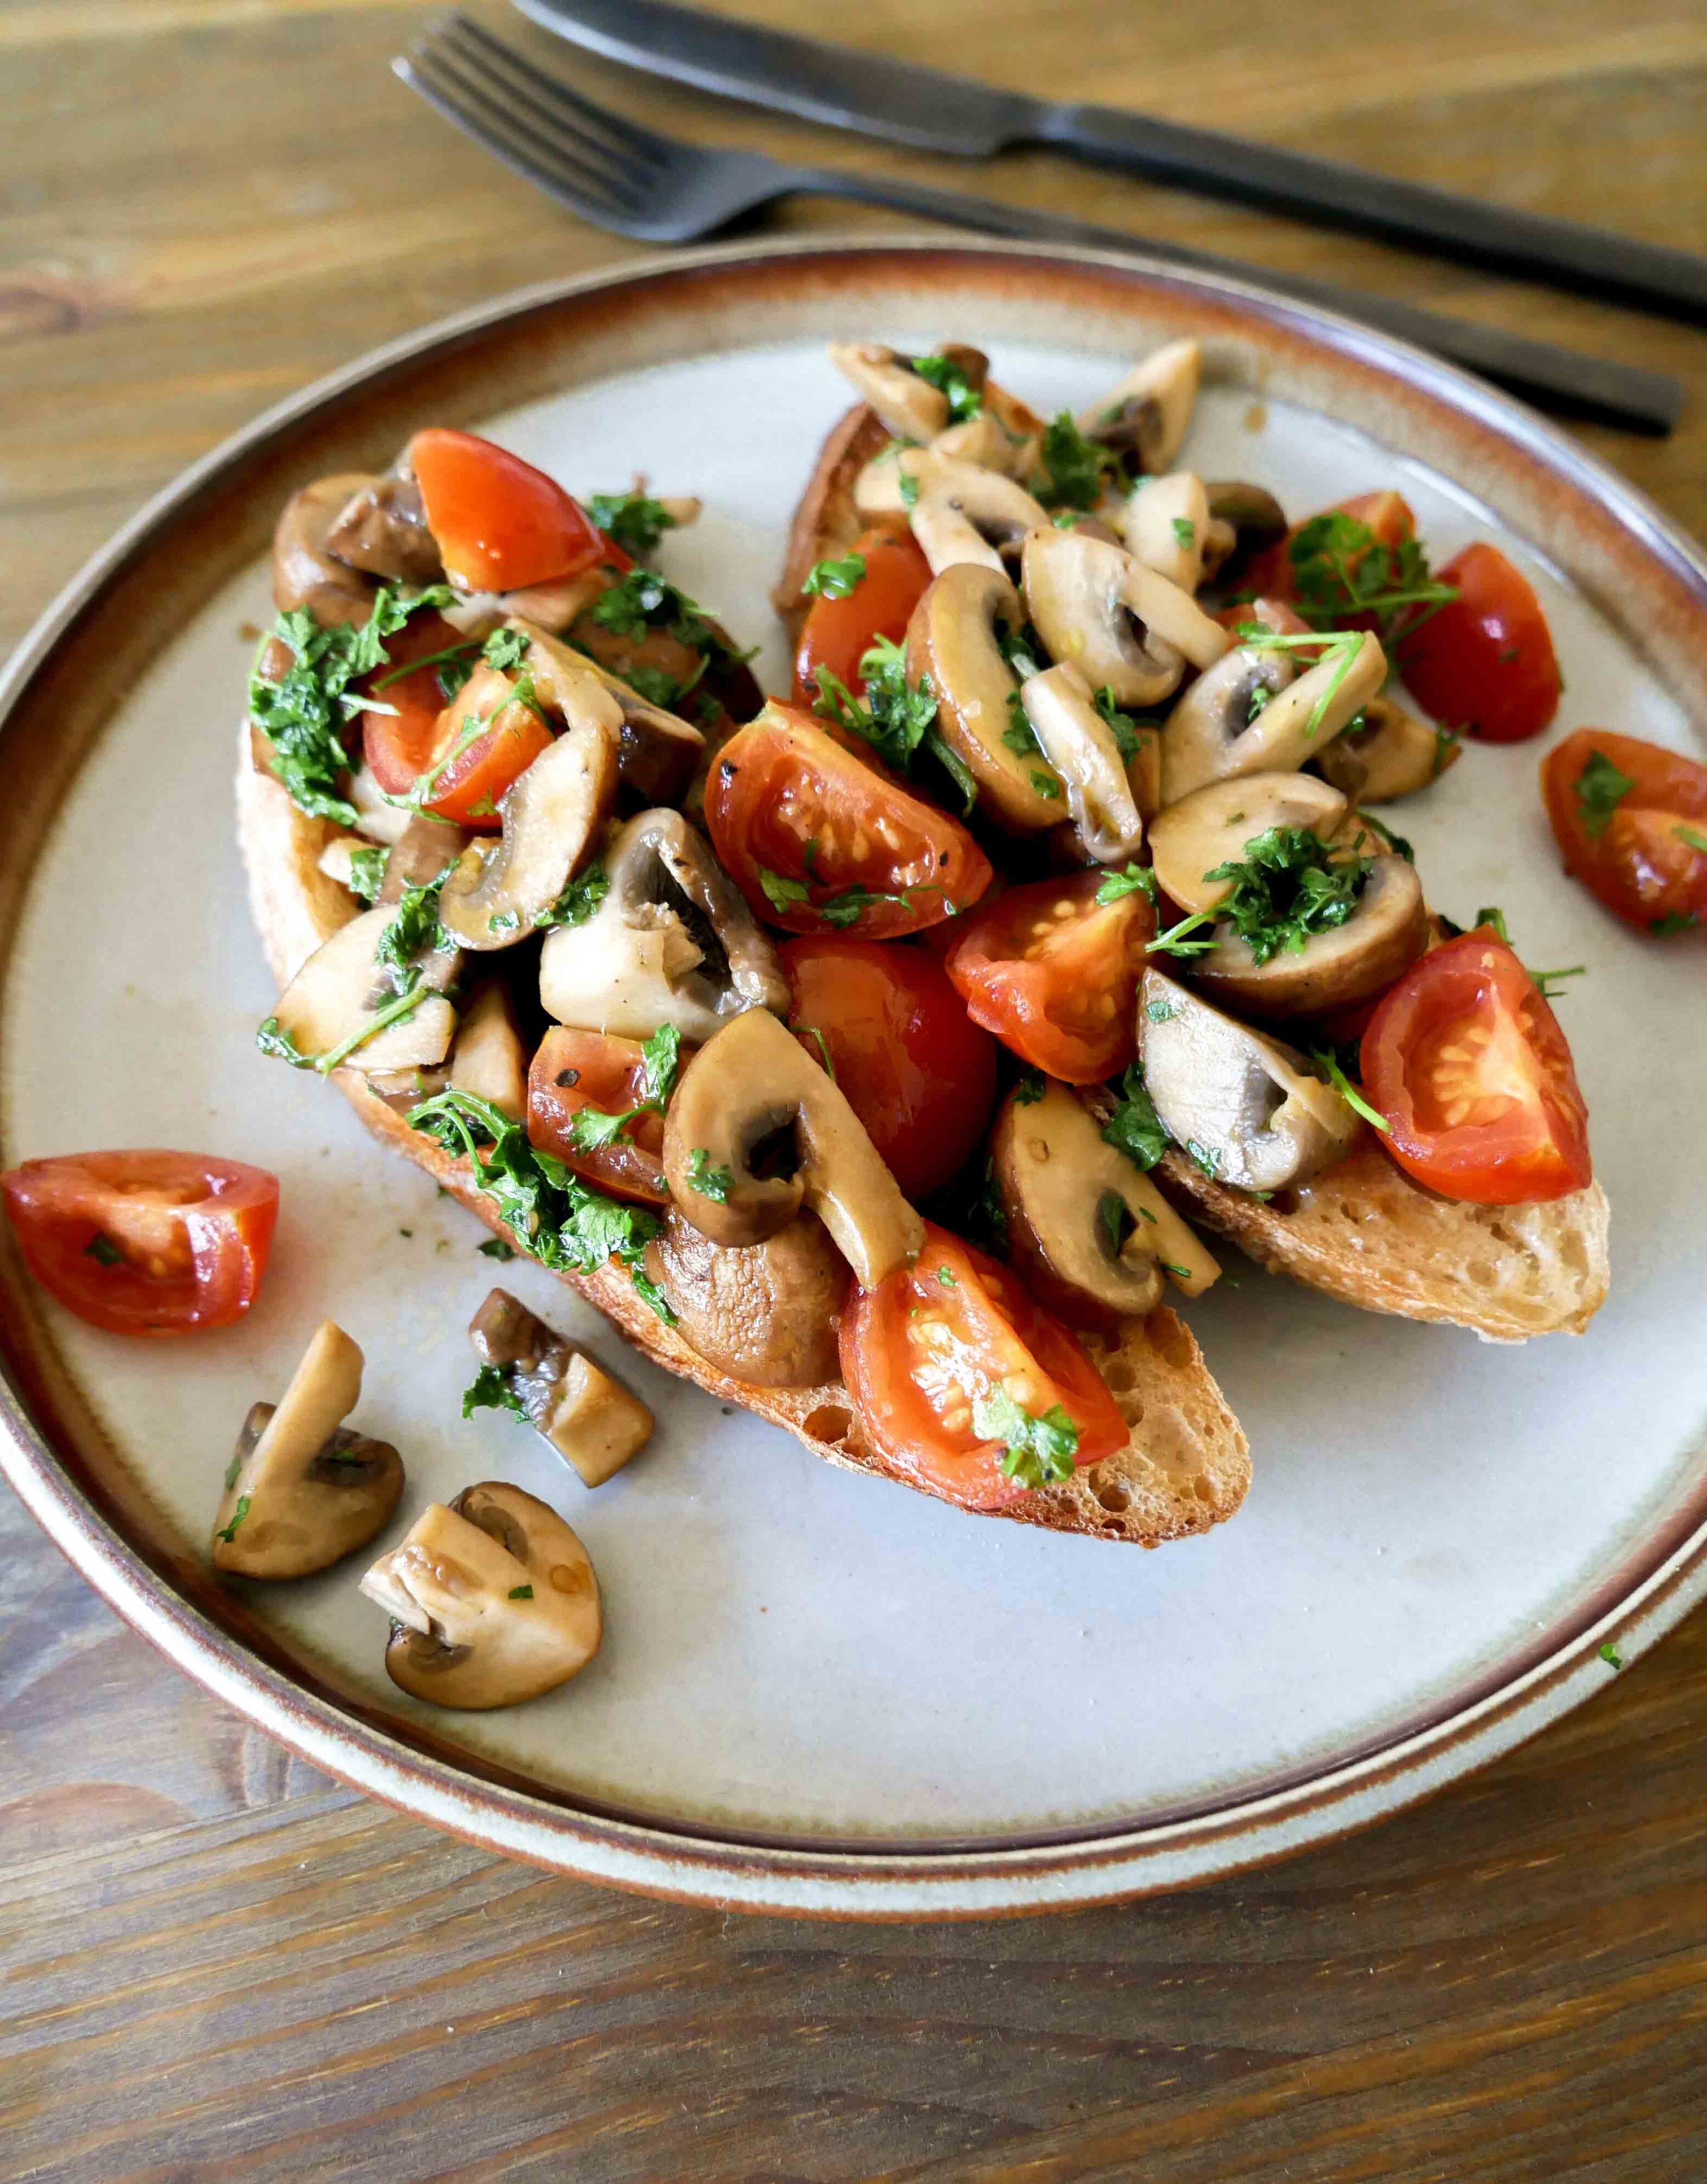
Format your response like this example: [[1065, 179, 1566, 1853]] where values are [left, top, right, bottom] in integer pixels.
[[236, 730, 1249, 1546], [1157, 1141, 1609, 1342], [773, 402, 893, 645]]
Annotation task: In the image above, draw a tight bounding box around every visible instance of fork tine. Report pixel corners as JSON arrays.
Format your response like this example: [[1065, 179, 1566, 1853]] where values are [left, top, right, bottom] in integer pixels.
[[394, 54, 635, 225], [443, 12, 670, 166], [419, 25, 653, 214], [405, 40, 640, 217]]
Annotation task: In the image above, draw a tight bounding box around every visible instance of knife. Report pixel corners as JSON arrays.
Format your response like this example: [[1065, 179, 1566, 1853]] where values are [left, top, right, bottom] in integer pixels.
[[510, 0, 1707, 328]]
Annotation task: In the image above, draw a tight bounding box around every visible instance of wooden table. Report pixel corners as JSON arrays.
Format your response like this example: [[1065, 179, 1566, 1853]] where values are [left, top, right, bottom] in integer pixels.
[[5, 4, 1707, 2175]]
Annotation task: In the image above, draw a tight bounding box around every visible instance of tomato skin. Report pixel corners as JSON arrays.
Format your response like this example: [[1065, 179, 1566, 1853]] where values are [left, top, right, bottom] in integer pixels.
[[944, 873, 1154, 1084], [1360, 933, 1591, 1205], [792, 528, 932, 705], [358, 610, 471, 795], [780, 937, 999, 1199], [1, 1151, 279, 1336], [840, 1224, 1128, 1513], [1244, 491, 1417, 631], [528, 1028, 672, 1205], [408, 429, 608, 593], [1541, 727, 1707, 934], [706, 702, 992, 939], [1396, 543, 1560, 744]]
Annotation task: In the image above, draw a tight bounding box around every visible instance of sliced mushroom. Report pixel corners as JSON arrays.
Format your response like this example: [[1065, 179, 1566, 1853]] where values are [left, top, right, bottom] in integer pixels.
[[378, 812, 469, 903], [645, 1209, 849, 1389], [933, 407, 1038, 480], [212, 1322, 402, 1578], [1201, 481, 1288, 582], [904, 452, 1052, 576], [1316, 694, 1461, 803], [904, 565, 1064, 830], [662, 1006, 924, 1287], [1079, 340, 1201, 475], [1190, 853, 1429, 1019], [1122, 472, 1228, 595], [853, 442, 915, 522], [539, 807, 788, 1041], [513, 618, 705, 806], [1159, 633, 1386, 804], [448, 982, 527, 1119], [269, 903, 458, 1074], [272, 472, 380, 624], [317, 831, 380, 895], [469, 1288, 653, 1487], [830, 341, 963, 441], [362, 1482, 601, 1709], [1139, 969, 1360, 1192], [1021, 527, 1229, 711], [323, 466, 443, 586], [438, 679, 621, 952], [1019, 662, 1147, 864], [1148, 773, 1349, 915], [992, 1079, 1219, 1330]]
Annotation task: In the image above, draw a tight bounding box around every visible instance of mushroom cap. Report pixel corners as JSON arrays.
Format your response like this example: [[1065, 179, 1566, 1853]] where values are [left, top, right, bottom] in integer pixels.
[[1019, 527, 1188, 710], [212, 1321, 403, 1580], [904, 564, 1066, 832], [538, 807, 788, 1042], [514, 618, 705, 807], [1159, 633, 1386, 805], [1316, 694, 1459, 803], [1148, 772, 1349, 916], [467, 1287, 653, 1487], [447, 981, 527, 1121], [1121, 472, 1215, 594], [1018, 662, 1148, 865], [661, 1005, 925, 1288], [271, 472, 380, 623], [1189, 853, 1430, 1020], [829, 341, 955, 441], [322, 469, 443, 587], [1139, 970, 1359, 1194], [1079, 340, 1201, 475], [646, 1208, 849, 1389], [905, 452, 1052, 578], [363, 1482, 602, 1710]]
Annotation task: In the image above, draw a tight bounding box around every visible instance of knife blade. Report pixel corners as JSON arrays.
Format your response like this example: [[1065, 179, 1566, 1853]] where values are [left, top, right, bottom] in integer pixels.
[[509, 0, 1707, 326]]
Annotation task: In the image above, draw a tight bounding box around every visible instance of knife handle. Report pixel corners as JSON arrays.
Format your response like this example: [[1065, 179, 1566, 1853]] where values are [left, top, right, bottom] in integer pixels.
[[1036, 104, 1707, 327], [796, 172, 1682, 435]]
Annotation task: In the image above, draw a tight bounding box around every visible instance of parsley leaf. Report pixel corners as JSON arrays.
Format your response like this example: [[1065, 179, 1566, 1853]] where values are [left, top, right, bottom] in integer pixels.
[[1313, 1049, 1391, 1133], [374, 870, 452, 993], [758, 865, 813, 915], [1185, 1139, 1221, 1179], [685, 1149, 734, 1202], [1102, 1063, 1169, 1170], [509, 1584, 535, 1601], [83, 1234, 125, 1267], [910, 351, 983, 423], [477, 1237, 516, 1260], [1094, 686, 1147, 764], [533, 861, 609, 930], [1096, 1189, 1129, 1262], [1650, 910, 1700, 936], [803, 551, 867, 600], [971, 1385, 1080, 1490], [582, 568, 753, 705], [1282, 511, 1457, 646], [1171, 516, 1196, 550], [215, 1494, 251, 1544], [1096, 864, 1158, 907], [1033, 411, 1115, 511], [1204, 827, 1371, 965], [462, 1363, 529, 1422], [1574, 748, 1636, 839], [1013, 1071, 1046, 1107], [588, 489, 679, 559], [1599, 1641, 1624, 1670], [255, 1015, 313, 1069], [346, 844, 388, 903]]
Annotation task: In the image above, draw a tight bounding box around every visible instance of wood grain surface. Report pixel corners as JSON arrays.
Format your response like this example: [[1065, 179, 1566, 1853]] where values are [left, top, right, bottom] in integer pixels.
[[4, 3, 1707, 2177]]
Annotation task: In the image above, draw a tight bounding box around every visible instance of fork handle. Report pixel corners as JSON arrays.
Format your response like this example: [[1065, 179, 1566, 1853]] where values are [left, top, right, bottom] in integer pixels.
[[788, 170, 1681, 435]]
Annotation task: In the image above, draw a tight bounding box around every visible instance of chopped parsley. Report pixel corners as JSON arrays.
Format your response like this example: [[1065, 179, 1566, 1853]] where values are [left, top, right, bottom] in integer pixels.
[[1530, 965, 1586, 1001], [533, 861, 609, 930], [255, 1016, 312, 1069], [1002, 692, 1041, 758], [1354, 810, 1414, 863], [802, 550, 867, 599], [1313, 1049, 1391, 1134], [215, 1494, 251, 1544], [1171, 516, 1196, 550], [1280, 510, 1457, 647], [910, 350, 983, 423], [83, 1233, 125, 1267], [1230, 625, 1367, 742], [1013, 1071, 1046, 1107], [1185, 1139, 1221, 1179], [809, 635, 939, 774], [1474, 904, 1511, 943], [685, 1149, 735, 1202], [1651, 910, 1702, 936], [1204, 827, 1371, 965], [582, 567, 754, 707], [1574, 748, 1635, 839], [249, 584, 454, 823], [588, 489, 679, 559], [1102, 1063, 1168, 1170], [1094, 686, 1148, 765], [971, 1384, 1080, 1490], [1146, 998, 1176, 1022], [1675, 824, 1707, 855], [1033, 410, 1116, 511], [374, 870, 452, 991], [758, 865, 812, 915], [1598, 1641, 1624, 1670], [566, 1022, 681, 1154], [346, 845, 389, 903], [1146, 909, 1219, 958], [508, 1584, 536, 1601], [407, 1087, 673, 1322], [477, 1237, 516, 1260], [1096, 864, 1158, 907], [462, 1363, 529, 1422], [1095, 1189, 1128, 1261]]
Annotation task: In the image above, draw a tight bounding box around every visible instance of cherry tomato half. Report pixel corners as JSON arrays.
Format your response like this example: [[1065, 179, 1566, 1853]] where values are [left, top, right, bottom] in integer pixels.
[[792, 527, 933, 706], [408, 428, 607, 594], [1244, 490, 1418, 634], [357, 609, 474, 796], [1397, 542, 1560, 744], [944, 871, 1154, 1084], [706, 702, 992, 939], [399, 660, 555, 831], [1360, 932, 1591, 1205], [528, 1028, 673, 1206], [780, 937, 999, 1200], [1, 1151, 280, 1336], [840, 1223, 1128, 1513], [1541, 727, 1707, 936]]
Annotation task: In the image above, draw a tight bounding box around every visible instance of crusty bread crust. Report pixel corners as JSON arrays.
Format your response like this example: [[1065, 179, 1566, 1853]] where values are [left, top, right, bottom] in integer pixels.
[[237, 729, 1249, 1546], [771, 402, 895, 646], [1158, 1141, 1609, 1341]]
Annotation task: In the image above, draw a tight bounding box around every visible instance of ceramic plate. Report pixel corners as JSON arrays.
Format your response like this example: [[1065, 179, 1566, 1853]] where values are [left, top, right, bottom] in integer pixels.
[[3, 240, 1705, 1919]]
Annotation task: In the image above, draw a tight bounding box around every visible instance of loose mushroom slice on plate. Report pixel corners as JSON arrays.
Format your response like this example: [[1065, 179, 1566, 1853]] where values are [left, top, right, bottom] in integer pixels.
[[1190, 853, 1429, 1020], [991, 1078, 1219, 1330], [645, 1208, 850, 1389], [437, 673, 621, 952], [1316, 694, 1461, 802], [362, 1482, 602, 1709], [1139, 969, 1360, 1192], [1021, 528, 1227, 708], [904, 452, 1052, 577], [212, 1321, 402, 1579], [662, 1005, 925, 1288], [1148, 772, 1349, 915], [1079, 340, 1201, 476], [271, 472, 380, 624], [468, 1288, 653, 1487], [1019, 662, 1148, 864], [539, 807, 788, 1041], [1121, 472, 1225, 594], [905, 565, 1065, 830], [269, 903, 458, 1074], [447, 981, 527, 1119], [323, 463, 443, 587], [1159, 633, 1386, 804], [514, 617, 704, 807]]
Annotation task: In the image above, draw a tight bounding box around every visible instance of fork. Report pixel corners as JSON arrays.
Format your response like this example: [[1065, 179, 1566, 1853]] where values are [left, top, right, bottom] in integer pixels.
[[393, 13, 1681, 436]]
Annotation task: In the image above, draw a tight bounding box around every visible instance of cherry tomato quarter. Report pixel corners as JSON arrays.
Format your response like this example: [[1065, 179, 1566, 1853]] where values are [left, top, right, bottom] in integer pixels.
[[792, 527, 933, 706], [528, 1028, 674, 1205], [357, 609, 476, 795], [1541, 727, 1707, 936], [1, 1151, 280, 1336], [1397, 543, 1560, 744], [408, 429, 608, 593]]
